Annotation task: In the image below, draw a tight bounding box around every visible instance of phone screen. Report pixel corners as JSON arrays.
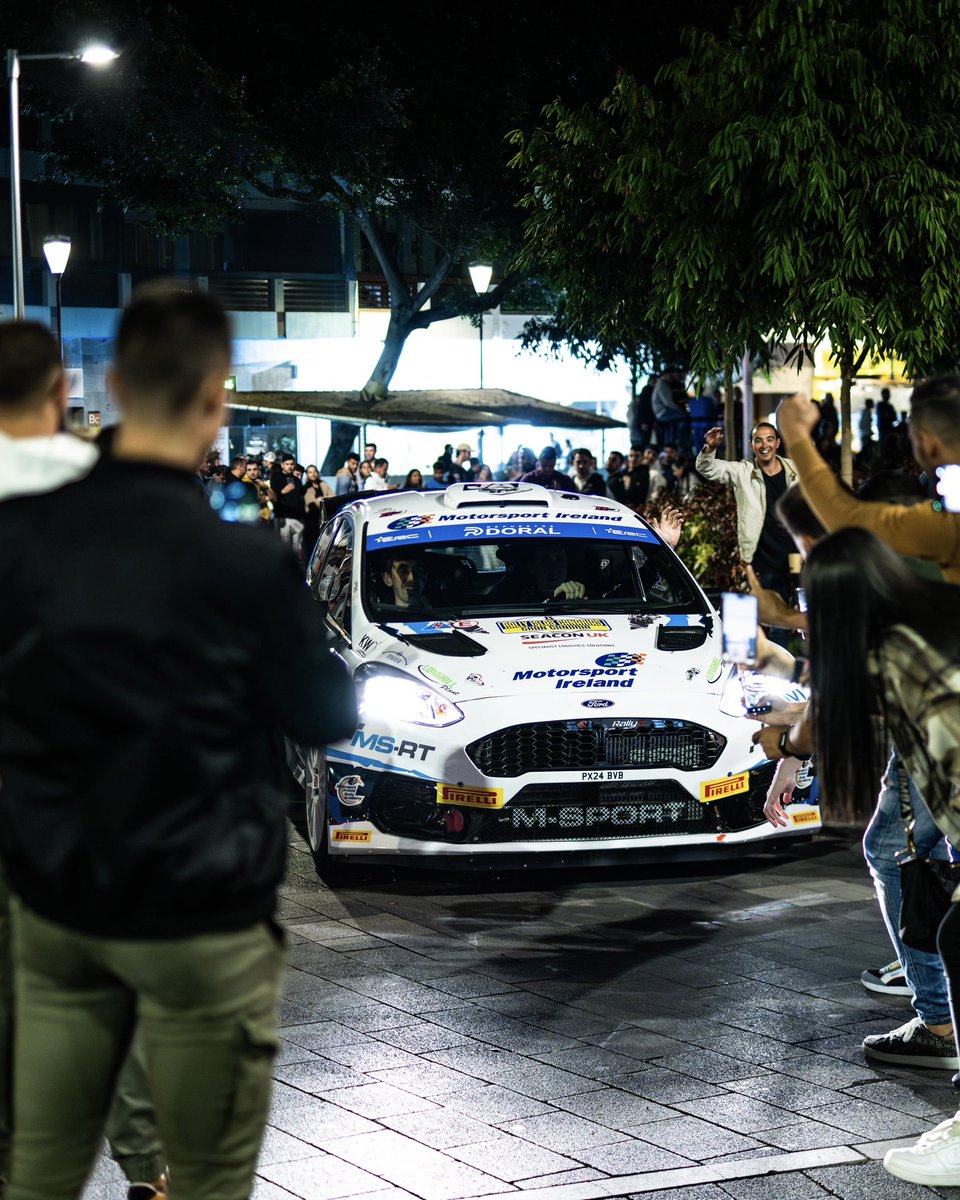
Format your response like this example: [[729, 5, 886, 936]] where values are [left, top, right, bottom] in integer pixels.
[[796, 587, 807, 612], [721, 592, 758, 665], [937, 465, 960, 512]]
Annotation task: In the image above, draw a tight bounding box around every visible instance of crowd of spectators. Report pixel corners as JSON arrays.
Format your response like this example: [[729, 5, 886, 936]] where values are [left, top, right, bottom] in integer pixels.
[[199, 434, 712, 567]]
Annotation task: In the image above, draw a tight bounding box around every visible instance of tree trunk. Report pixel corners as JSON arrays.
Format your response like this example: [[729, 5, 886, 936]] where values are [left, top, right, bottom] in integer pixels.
[[320, 307, 416, 475], [722, 359, 735, 460], [741, 352, 753, 460], [362, 306, 415, 398], [320, 422, 361, 476], [839, 354, 854, 487]]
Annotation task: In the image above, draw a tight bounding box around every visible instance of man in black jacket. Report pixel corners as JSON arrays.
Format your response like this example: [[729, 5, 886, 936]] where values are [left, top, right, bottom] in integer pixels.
[[0, 287, 356, 1200]]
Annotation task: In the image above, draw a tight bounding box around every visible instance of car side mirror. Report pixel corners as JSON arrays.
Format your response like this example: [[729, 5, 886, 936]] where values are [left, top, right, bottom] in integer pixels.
[[314, 573, 337, 602]]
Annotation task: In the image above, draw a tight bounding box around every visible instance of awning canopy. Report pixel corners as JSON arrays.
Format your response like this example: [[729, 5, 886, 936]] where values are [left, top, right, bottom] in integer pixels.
[[229, 387, 624, 431]]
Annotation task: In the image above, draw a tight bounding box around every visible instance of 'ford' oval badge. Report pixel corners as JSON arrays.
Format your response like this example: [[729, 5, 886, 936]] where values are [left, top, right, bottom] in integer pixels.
[[582, 699, 614, 709]]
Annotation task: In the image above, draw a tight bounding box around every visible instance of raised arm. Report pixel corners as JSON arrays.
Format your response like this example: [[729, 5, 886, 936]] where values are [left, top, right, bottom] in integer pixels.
[[695, 426, 738, 483]]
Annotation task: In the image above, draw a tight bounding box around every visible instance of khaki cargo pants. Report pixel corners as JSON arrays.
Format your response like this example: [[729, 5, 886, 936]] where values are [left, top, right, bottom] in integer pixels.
[[6, 900, 284, 1200], [1, 864, 165, 1186]]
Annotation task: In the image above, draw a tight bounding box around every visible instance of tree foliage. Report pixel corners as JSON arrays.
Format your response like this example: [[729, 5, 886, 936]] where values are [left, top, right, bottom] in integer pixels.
[[512, 0, 960, 478]]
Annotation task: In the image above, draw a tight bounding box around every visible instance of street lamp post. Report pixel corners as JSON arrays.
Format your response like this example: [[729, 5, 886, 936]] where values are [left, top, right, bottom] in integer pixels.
[[468, 263, 493, 390], [7, 44, 117, 319], [43, 236, 71, 361]]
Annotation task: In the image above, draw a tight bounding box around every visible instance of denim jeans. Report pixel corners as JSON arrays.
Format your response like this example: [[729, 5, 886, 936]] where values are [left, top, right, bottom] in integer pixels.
[[756, 570, 793, 651], [863, 750, 952, 1025]]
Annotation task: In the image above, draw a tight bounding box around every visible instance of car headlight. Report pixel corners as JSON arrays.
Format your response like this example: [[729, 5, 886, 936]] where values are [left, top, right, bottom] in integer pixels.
[[355, 664, 464, 728]]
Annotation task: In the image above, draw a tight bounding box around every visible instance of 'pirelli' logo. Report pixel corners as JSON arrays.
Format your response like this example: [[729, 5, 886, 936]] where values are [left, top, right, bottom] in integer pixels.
[[790, 806, 820, 826], [699, 772, 749, 803], [436, 784, 505, 810], [332, 829, 372, 843]]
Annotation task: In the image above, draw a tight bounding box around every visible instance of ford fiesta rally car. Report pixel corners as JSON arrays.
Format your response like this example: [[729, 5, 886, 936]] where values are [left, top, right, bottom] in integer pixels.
[[292, 481, 819, 872]]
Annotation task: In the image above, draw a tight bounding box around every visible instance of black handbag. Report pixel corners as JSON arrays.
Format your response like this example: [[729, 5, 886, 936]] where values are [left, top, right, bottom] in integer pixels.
[[897, 763, 960, 954]]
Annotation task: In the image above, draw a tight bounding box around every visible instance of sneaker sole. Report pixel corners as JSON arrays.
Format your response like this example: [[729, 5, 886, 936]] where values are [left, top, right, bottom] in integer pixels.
[[884, 1154, 960, 1186], [861, 977, 913, 997], [864, 1045, 960, 1069]]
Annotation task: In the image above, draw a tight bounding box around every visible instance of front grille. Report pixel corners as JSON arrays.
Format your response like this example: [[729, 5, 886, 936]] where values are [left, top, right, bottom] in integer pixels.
[[467, 719, 725, 778]]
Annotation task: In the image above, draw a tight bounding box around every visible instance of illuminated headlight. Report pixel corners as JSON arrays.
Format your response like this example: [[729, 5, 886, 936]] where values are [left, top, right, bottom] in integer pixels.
[[355, 664, 464, 727]]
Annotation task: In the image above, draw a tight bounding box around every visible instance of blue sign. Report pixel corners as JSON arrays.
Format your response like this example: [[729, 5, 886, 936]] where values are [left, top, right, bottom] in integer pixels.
[[367, 519, 657, 551]]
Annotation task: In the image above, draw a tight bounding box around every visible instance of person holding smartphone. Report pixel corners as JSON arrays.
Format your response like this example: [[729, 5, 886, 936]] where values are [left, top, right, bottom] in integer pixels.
[[797, 529, 960, 1188]]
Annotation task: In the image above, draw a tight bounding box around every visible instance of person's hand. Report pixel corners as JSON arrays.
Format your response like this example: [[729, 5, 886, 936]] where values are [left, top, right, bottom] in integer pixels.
[[651, 504, 685, 549], [553, 580, 586, 599], [751, 723, 786, 760], [763, 757, 800, 827], [743, 696, 807, 726], [749, 628, 795, 677], [744, 564, 807, 631], [703, 427, 724, 451], [776, 393, 819, 443]]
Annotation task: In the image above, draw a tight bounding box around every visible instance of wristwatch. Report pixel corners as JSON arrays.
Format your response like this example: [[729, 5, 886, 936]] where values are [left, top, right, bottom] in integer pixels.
[[778, 728, 795, 756]]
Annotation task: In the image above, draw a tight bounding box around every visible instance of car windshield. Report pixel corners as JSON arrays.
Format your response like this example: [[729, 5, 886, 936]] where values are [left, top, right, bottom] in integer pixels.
[[363, 529, 703, 621]]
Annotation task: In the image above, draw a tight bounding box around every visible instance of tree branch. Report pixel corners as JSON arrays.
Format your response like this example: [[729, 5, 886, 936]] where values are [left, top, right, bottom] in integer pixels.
[[412, 248, 457, 313], [409, 269, 526, 332], [336, 180, 408, 308]]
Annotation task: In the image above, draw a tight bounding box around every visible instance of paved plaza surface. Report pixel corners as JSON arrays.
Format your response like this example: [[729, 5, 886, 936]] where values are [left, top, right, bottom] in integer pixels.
[[84, 828, 960, 1200]]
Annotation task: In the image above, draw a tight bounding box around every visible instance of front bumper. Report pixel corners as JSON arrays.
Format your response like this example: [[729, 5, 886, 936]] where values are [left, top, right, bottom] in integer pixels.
[[323, 755, 820, 858]]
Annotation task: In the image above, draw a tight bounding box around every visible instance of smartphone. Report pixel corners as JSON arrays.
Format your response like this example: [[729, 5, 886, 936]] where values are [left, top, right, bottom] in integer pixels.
[[721, 592, 758, 666], [937, 465, 960, 512], [796, 587, 807, 613]]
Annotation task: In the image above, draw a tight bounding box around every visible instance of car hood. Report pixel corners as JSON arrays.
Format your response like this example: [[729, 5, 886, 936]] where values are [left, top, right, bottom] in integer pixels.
[[361, 612, 726, 701]]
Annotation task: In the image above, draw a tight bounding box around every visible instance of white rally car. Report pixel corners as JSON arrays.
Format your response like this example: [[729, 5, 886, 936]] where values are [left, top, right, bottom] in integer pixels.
[[295, 481, 819, 873]]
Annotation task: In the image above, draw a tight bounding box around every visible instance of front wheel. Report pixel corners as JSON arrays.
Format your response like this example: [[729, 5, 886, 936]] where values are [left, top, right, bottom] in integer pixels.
[[304, 744, 327, 857]]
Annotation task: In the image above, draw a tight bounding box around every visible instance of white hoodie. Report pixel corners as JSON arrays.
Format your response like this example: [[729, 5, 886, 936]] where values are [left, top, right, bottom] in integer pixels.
[[0, 429, 98, 501]]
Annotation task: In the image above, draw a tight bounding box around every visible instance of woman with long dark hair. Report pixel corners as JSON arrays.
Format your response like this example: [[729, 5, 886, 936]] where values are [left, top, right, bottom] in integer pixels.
[[401, 468, 424, 491], [805, 528, 960, 1186]]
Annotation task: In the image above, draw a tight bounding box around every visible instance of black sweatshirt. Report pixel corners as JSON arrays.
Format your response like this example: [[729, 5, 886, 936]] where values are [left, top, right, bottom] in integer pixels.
[[0, 457, 356, 937]]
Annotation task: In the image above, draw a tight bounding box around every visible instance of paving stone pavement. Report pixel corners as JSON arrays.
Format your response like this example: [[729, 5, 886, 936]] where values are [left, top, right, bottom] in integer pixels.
[[82, 830, 960, 1200]]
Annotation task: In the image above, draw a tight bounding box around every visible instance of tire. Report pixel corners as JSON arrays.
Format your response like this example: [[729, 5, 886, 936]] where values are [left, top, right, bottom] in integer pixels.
[[304, 744, 327, 855], [303, 744, 346, 882]]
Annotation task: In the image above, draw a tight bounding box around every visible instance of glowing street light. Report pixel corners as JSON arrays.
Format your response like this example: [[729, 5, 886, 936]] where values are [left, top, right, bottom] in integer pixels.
[[7, 44, 118, 318], [468, 263, 493, 389], [43, 236, 71, 361]]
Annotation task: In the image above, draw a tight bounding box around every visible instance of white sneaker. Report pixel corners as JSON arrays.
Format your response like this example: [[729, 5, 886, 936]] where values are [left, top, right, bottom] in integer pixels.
[[860, 959, 912, 997], [884, 1116, 960, 1185]]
